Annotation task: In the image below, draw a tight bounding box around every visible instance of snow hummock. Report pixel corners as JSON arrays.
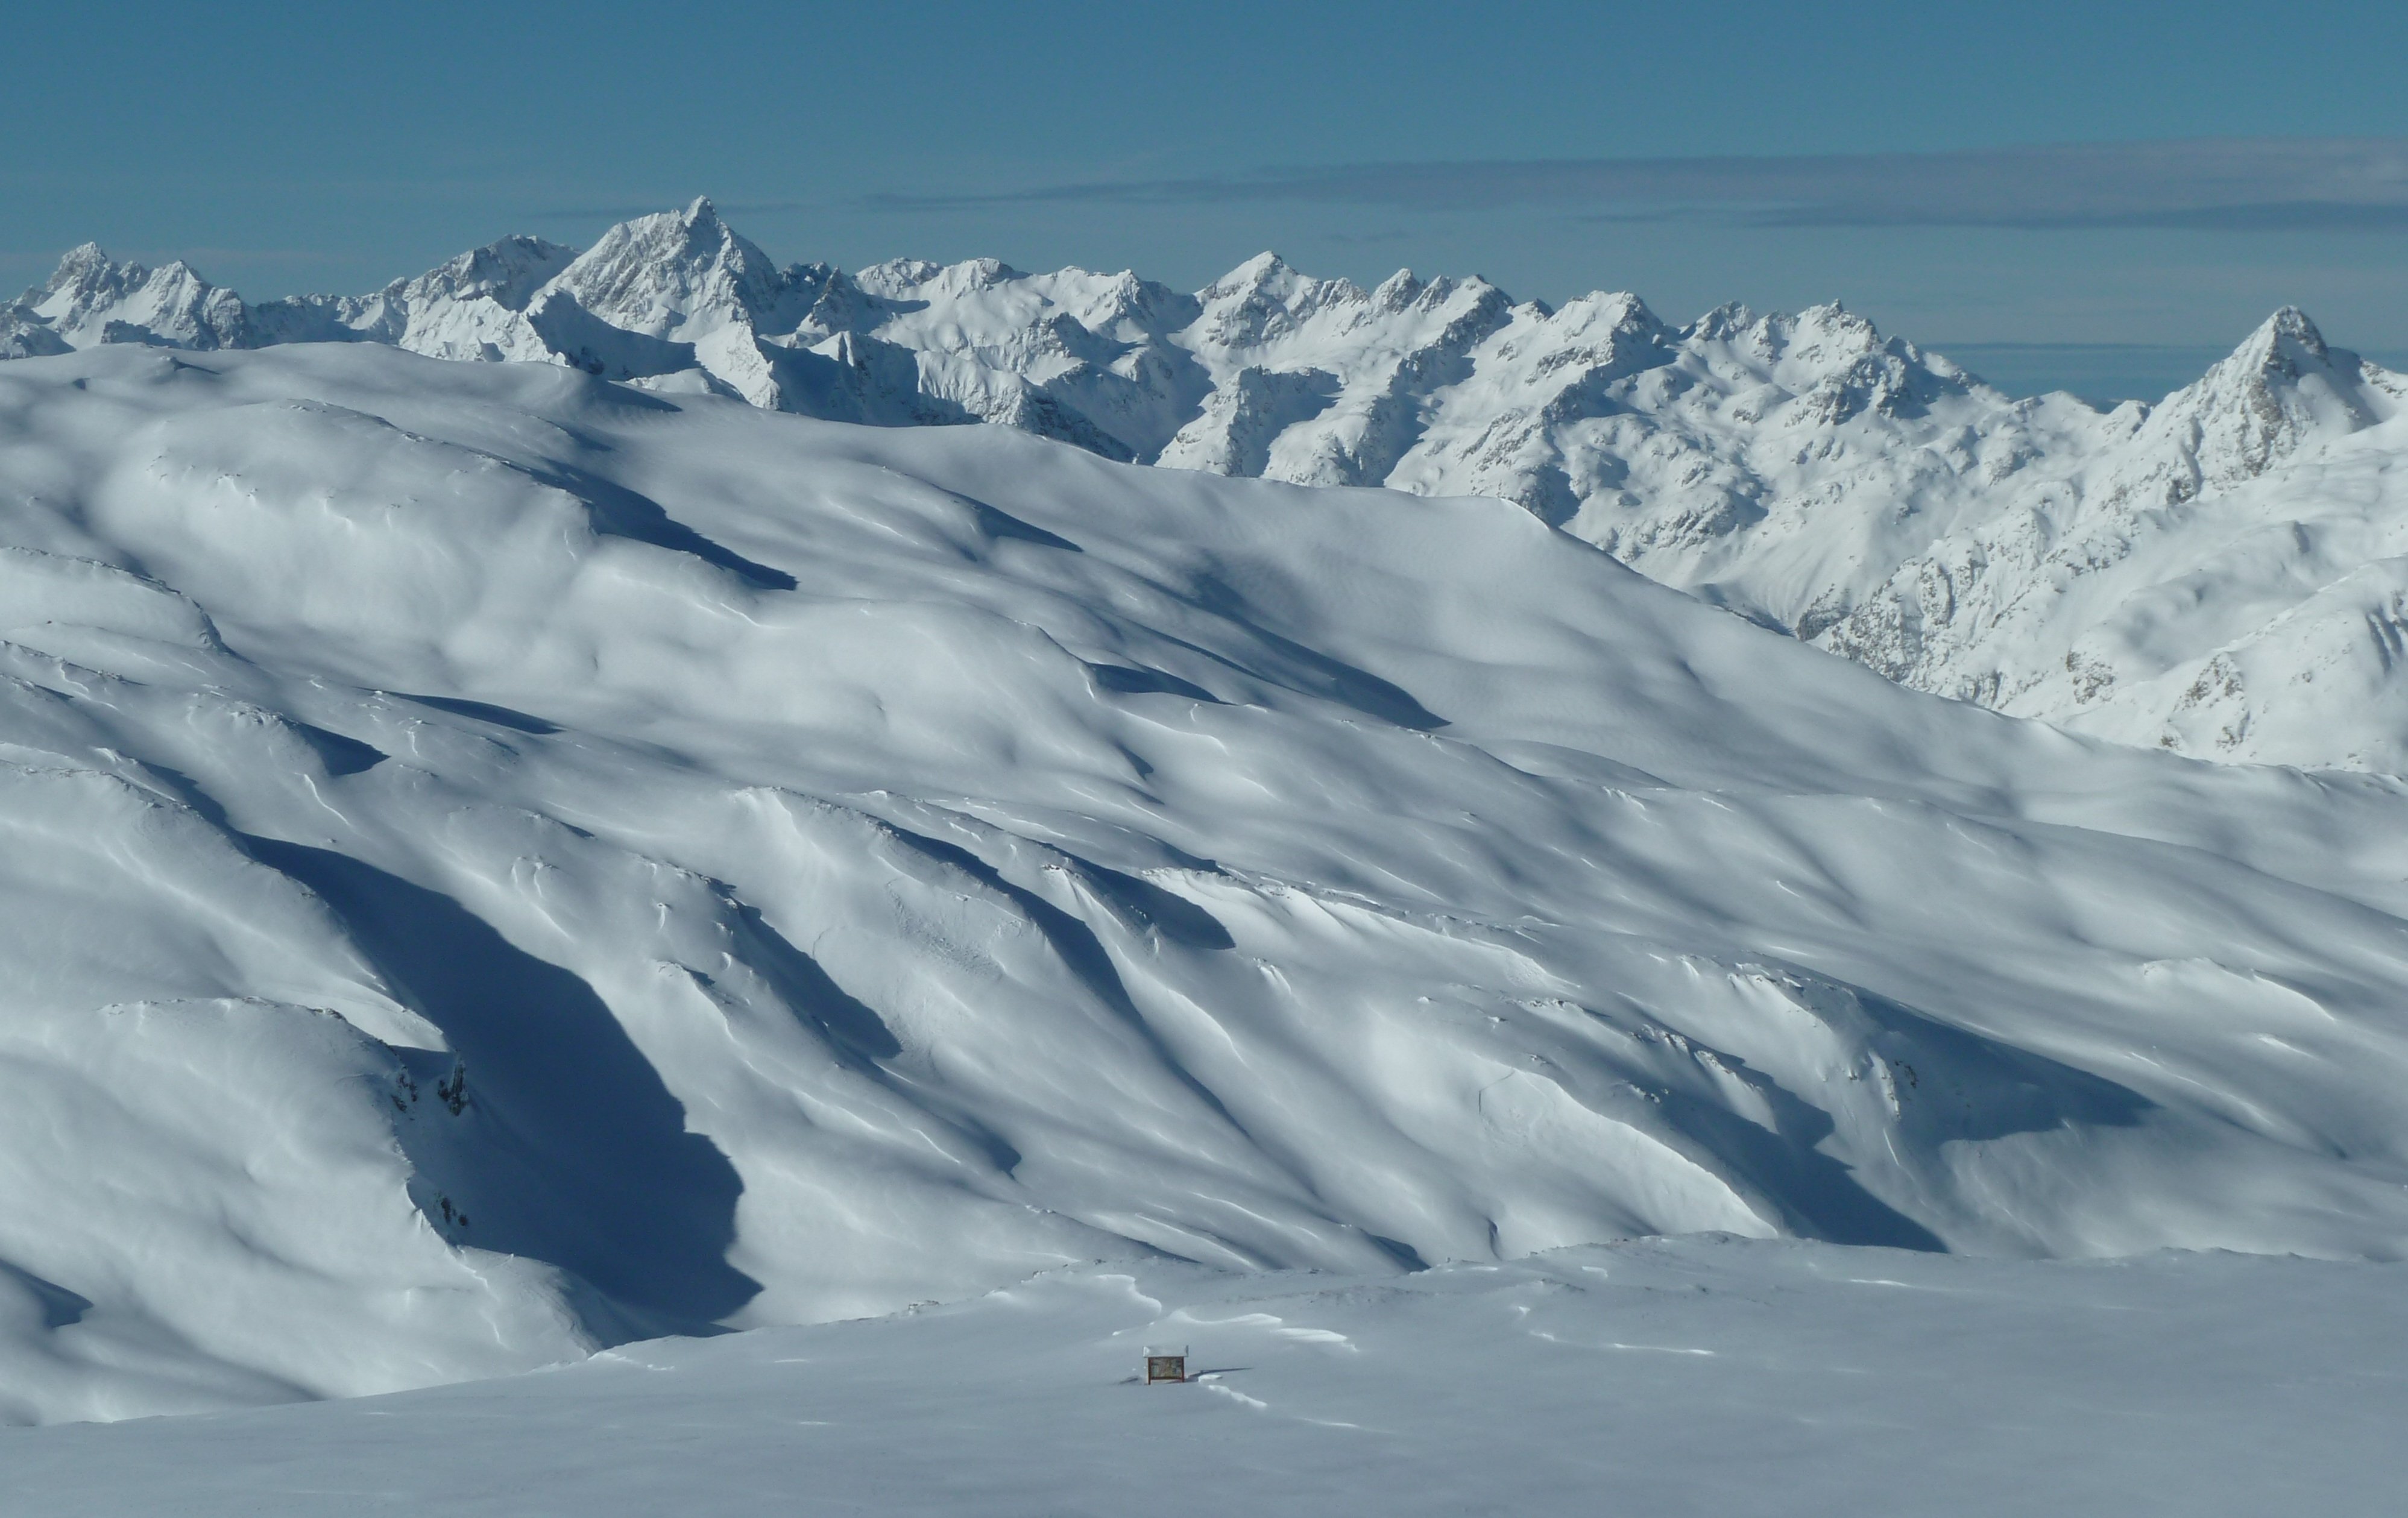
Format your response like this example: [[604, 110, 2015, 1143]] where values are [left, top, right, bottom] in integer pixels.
[[5, 342, 2408, 1424]]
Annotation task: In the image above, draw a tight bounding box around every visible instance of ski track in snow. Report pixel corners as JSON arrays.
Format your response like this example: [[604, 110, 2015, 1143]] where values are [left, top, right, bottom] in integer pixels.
[[0, 345, 2405, 1434]]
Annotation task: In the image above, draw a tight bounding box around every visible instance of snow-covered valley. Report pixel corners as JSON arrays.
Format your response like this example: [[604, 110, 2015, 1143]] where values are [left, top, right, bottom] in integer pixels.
[[6, 339, 2408, 1449], [12, 201, 2408, 772]]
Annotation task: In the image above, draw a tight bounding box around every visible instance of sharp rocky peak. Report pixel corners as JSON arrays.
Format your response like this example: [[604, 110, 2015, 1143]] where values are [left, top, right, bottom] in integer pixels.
[[44, 242, 125, 291], [2251, 303, 2327, 348], [2171, 307, 2389, 413], [582, 198, 750, 266], [2096, 306, 2399, 503], [2220, 306, 2350, 385]]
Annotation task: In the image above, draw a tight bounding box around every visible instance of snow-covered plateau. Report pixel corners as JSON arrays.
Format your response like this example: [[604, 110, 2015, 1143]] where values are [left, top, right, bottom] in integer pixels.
[[13, 1241, 2408, 1516], [13, 200, 2408, 771], [8, 244, 2408, 1506]]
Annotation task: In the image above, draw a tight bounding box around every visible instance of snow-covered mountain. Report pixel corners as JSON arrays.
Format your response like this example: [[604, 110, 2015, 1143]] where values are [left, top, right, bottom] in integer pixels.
[[13, 205, 2408, 770], [1822, 310, 2408, 767], [8, 342, 2408, 1423]]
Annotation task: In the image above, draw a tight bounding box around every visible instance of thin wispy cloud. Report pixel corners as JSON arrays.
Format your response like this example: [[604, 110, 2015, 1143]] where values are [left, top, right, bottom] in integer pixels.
[[5, 246, 332, 279], [534, 200, 824, 221], [869, 138, 2408, 232], [140, 247, 330, 265]]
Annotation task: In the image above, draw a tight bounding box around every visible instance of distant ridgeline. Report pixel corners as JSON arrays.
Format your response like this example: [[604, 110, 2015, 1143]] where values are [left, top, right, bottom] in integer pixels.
[[10, 199, 2406, 770]]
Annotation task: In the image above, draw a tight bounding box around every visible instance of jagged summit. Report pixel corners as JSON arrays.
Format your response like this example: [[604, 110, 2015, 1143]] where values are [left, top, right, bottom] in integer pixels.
[[8, 243, 253, 353], [550, 198, 789, 341], [2240, 304, 2337, 370], [45, 241, 116, 288], [2111, 303, 2399, 501], [2195, 304, 2377, 407]]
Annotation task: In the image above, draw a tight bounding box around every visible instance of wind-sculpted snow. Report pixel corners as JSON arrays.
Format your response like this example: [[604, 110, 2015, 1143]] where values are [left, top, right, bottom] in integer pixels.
[[5, 344, 2408, 1421], [16, 202, 2408, 769]]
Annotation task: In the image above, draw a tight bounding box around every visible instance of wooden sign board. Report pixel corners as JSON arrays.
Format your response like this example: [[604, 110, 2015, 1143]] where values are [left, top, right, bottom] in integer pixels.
[[1146, 1354, 1187, 1384]]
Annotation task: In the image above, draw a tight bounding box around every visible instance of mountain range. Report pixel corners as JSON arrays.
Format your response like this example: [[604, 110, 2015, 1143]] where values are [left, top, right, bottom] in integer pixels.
[[10, 200, 2407, 770], [8, 336, 2408, 1420]]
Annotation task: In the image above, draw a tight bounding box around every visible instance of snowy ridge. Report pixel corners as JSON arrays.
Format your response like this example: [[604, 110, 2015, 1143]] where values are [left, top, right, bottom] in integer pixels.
[[17, 204, 2408, 769], [7, 344, 2408, 1421]]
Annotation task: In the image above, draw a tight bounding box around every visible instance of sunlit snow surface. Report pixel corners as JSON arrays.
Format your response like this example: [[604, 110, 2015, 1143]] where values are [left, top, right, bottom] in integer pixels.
[[5, 345, 2408, 1427], [10, 1241, 2408, 1516]]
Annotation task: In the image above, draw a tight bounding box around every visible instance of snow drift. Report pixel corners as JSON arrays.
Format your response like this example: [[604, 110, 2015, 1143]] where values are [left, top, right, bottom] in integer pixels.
[[4, 342, 2408, 1420]]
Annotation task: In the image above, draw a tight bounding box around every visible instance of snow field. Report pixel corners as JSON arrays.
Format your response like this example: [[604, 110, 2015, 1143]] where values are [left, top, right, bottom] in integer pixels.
[[7, 1239, 2404, 1516]]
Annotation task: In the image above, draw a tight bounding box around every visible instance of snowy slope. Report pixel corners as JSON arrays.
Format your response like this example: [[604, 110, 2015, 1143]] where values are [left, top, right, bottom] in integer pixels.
[[16, 205, 2408, 770], [7, 342, 2408, 1422], [13, 1239, 2408, 1517]]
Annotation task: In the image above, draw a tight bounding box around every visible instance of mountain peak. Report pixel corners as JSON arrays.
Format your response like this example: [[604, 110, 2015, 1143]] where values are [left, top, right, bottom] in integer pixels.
[[2233, 304, 2334, 376], [1577, 289, 1661, 330], [38, 242, 133, 301], [585, 200, 746, 268], [543, 200, 789, 346], [405, 235, 580, 313], [2125, 306, 2391, 497], [1372, 268, 1423, 310], [2262, 304, 2322, 339], [52, 241, 118, 277], [2192, 305, 2367, 400], [1794, 301, 1878, 343], [1685, 303, 1757, 342], [1206, 252, 1294, 294]]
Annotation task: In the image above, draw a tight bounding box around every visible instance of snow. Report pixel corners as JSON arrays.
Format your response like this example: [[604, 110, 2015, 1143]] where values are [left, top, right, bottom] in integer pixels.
[[5, 341, 2408, 1434], [8, 1239, 2407, 1514], [16, 208, 2408, 770]]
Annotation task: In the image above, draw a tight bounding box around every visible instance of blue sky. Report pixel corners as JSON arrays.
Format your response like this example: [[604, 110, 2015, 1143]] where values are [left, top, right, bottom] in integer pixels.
[[7, 0, 2406, 397]]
